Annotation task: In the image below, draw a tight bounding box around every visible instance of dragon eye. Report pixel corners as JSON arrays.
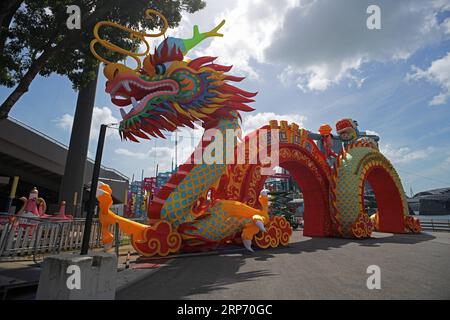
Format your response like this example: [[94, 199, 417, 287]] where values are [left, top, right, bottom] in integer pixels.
[[154, 62, 174, 75], [155, 63, 166, 75]]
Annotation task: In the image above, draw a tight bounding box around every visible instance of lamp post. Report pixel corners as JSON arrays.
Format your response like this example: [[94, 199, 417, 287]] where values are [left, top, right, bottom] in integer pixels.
[[5, 176, 19, 214], [80, 124, 108, 255]]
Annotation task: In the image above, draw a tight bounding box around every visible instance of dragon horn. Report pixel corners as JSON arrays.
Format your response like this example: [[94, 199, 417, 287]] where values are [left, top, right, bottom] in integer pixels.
[[182, 20, 225, 55]]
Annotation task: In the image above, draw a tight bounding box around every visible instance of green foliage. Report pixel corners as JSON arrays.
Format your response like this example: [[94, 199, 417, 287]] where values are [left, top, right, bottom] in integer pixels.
[[0, 0, 206, 90]]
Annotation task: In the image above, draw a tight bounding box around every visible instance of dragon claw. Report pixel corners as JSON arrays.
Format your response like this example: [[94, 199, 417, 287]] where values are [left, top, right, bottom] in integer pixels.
[[255, 220, 266, 233], [243, 239, 254, 253]]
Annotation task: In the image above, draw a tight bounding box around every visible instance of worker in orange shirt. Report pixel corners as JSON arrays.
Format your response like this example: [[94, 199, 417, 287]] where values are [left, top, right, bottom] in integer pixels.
[[318, 124, 338, 166]]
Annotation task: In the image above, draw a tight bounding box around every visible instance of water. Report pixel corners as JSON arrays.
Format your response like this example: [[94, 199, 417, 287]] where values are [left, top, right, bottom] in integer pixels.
[[414, 214, 450, 221]]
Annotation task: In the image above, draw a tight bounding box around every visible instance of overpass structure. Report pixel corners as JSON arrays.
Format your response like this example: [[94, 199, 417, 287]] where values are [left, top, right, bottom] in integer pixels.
[[0, 117, 129, 216]]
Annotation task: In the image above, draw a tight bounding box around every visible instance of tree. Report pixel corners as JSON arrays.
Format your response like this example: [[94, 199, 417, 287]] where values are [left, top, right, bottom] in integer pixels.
[[0, 0, 206, 119], [0, 1, 22, 58]]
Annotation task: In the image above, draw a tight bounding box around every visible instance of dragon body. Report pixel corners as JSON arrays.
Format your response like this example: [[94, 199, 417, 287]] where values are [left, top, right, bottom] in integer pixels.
[[149, 114, 269, 251], [92, 15, 276, 255], [91, 10, 420, 257]]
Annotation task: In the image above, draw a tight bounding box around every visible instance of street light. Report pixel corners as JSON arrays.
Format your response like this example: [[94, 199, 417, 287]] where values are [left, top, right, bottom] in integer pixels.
[[80, 123, 116, 255]]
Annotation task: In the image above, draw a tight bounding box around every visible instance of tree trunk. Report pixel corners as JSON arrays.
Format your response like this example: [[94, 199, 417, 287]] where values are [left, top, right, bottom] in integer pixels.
[[58, 64, 99, 217], [0, 42, 58, 119]]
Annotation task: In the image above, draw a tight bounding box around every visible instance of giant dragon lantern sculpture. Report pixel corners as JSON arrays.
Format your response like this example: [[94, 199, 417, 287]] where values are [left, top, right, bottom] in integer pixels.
[[90, 9, 420, 257], [90, 9, 282, 255]]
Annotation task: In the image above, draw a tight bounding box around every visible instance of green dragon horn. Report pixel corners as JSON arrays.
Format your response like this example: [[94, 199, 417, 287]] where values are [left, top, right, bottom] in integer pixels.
[[182, 20, 225, 55]]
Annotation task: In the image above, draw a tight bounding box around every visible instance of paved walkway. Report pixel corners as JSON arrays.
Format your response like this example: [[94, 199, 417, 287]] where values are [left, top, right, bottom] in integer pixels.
[[117, 231, 450, 300], [2, 231, 449, 299], [0, 244, 141, 299]]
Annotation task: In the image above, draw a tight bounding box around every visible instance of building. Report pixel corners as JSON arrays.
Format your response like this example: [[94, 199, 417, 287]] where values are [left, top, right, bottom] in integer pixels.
[[0, 117, 129, 216], [156, 171, 173, 189], [408, 188, 450, 215]]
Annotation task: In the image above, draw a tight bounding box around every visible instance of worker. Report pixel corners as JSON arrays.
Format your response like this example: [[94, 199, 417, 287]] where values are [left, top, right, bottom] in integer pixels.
[[317, 124, 338, 166]]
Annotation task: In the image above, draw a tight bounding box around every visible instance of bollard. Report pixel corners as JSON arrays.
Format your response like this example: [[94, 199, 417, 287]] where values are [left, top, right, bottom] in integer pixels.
[[36, 252, 117, 300], [125, 251, 130, 269]]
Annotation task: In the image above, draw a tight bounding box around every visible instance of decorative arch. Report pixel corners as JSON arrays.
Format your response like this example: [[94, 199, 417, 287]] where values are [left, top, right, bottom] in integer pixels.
[[365, 166, 405, 233], [218, 121, 337, 237], [330, 141, 420, 238]]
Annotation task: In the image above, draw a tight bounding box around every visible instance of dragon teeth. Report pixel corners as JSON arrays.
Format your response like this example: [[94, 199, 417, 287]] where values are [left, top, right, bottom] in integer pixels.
[[123, 80, 131, 92], [131, 97, 138, 108]]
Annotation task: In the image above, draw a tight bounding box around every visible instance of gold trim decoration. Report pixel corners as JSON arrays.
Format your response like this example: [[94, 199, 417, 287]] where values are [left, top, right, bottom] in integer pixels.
[[90, 9, 169, 70]]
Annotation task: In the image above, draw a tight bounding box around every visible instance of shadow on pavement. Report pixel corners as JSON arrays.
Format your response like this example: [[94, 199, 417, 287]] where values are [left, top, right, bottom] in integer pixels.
[[117, 252, 275, 300], [116, 232, 436, 299], [253, 231, 436, 261]]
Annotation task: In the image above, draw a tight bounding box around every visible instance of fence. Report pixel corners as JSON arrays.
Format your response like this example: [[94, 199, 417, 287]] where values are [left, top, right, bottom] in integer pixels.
[[0, 215, 103, 262], [420, 219, 450, 232]]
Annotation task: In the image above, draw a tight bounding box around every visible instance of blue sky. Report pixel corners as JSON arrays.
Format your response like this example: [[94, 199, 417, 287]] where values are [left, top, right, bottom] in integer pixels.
[[1, 0, 450, 194]]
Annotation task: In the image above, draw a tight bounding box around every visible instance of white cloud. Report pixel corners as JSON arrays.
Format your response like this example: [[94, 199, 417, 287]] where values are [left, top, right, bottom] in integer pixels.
[[364, 130, 380, 136], [241, 112, 307, 135], [148, 147, 173, 159], [115, 147, 173, 160], [115, 148, 147, 159], [56, 114, 73, 131], [265, 0, 448, 91], [114, 147, 174, 176], [170, 0, 299, 79], [150, 0, 448, 91], [381, 144, 434, 164], [434, 0, 450, 11], [445, 155, 450, 164], [115, 146, 176, 173], [406, 52, 450, 106], [443, 18, 450, 34], [55, 106, 119, 140]]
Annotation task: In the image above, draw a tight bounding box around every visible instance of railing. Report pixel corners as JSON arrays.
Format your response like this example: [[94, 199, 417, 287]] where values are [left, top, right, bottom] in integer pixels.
[[420, 219, 450, 232], [0, 215, 103, 262]]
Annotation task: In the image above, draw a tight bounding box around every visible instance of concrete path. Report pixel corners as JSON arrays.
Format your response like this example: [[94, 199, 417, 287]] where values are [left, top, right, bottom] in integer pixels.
[[0, 244, 142, 299], [117, 231, 450, 300]]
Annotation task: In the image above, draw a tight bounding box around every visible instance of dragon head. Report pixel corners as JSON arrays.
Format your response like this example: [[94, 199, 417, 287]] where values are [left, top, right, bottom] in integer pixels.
[[93, 15, 256, 142]]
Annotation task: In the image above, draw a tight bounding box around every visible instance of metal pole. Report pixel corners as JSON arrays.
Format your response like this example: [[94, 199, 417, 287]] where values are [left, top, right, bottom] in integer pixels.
[[5, 176, 19, 214], [81, 124, 107, 255], [140, 169, 144, 218], [114, 223, 120, 257], [175, 131, 178, 170], [155, 163, 159, 190], [72, 192, 78, 217]]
